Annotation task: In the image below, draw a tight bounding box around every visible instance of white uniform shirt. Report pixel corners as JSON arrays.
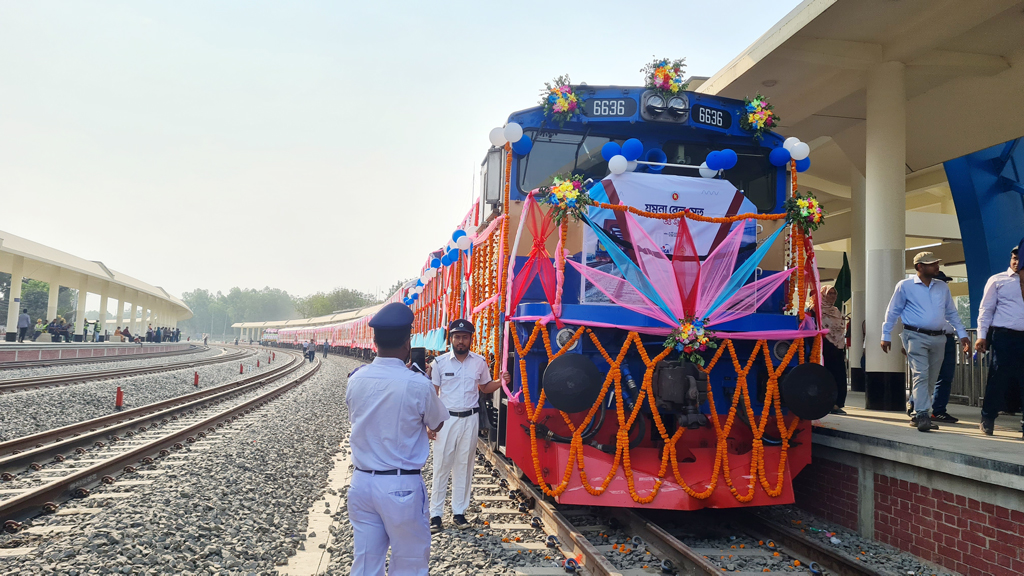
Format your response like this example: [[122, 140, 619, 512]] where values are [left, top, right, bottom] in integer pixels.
[[978, 268, 1024, 336], [346, 357, 449, 471], [430, 351, 492, 411]]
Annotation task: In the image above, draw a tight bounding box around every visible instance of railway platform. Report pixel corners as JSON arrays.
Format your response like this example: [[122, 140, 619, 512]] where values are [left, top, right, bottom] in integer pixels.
[[796, 391, 1024, 576], [0, 342, 194, 366]]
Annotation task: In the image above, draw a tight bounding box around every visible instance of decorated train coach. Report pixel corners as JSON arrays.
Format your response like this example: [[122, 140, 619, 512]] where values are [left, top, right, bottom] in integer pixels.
[[307, 62, 834, 511]]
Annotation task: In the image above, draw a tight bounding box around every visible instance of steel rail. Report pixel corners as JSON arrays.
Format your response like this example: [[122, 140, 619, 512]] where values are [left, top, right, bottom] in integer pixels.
[[1, 353, 320, 528], [739, 513, 888, 576], [610, 509, 722, 575], [0, 344, 204, 370], [476, 439, 620, 576], [0, 353, 303, 475], [0, 347, 255, 393]]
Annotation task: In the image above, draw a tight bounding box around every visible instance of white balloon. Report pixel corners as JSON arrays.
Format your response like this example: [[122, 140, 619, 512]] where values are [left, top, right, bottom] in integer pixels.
[[627, 160, 638, 172], [489, 127, 507, 147], [420, 275, 429, 284], [425, 268, 436, 278], [456, 236, 472, 250], [783, 137, 800, 152], [414, 286, 423, 294], [503, 122, 523, 144], [791, 142, 810, 161], [608, 155, 628, 175], [447, 239, 458, 250], [699, 162, 718, 179]]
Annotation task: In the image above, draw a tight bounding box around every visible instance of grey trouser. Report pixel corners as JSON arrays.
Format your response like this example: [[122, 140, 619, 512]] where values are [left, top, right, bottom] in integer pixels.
[[901, 330, 946, 415]]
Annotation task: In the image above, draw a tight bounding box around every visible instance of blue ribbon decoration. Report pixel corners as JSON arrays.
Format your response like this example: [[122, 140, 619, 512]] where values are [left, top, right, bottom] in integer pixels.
[[704, 224, 786, 318]]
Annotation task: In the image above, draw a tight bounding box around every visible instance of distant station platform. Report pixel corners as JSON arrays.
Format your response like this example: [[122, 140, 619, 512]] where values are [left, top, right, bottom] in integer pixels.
[[797, 391, 1024, 576], [0, 342, 195, 365]]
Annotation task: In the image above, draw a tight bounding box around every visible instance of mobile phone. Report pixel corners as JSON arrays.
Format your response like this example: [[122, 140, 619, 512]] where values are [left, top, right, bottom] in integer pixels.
[[410, 347, 427, 375]]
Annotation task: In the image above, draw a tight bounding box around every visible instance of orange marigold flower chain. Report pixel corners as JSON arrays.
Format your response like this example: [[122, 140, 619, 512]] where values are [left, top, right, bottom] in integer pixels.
[[512, 321, 802, 504]]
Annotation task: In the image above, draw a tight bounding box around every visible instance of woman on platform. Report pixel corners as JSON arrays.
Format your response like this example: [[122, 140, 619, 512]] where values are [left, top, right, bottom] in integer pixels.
[[818, 285, 849, 415]]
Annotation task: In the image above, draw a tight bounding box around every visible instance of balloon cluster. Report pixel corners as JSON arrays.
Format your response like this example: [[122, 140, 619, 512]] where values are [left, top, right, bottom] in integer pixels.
[[404, 230, 473, 306], [769, 137, 811, 172], [699, 149, 738, 178], [489, 122, 533, 155], [601, 138, 645, 175]]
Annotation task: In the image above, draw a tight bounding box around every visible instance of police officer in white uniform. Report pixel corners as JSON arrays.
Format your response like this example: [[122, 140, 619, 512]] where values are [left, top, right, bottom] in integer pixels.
[[346, 303, 449, 575], [428, 319, 510, 533]]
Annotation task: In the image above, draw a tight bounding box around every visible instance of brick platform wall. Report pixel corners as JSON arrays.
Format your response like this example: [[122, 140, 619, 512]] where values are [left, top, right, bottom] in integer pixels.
[[792, 456, 859, 531], [874, 474, 1024, 576]]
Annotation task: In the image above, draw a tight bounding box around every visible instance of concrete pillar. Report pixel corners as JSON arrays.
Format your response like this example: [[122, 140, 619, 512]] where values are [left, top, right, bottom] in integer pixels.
[[122, 294, 133, 334], [73, 276, 88, 341], [46, 278, 60, 322], [850, 168, 867, 392], [5, 256, 25, 342], [98, 283, 109, 341], [864, 61, 908, 411]]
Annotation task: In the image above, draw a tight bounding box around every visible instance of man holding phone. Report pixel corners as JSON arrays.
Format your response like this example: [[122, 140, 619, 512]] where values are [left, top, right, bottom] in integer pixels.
[[428, 319, 511, 533]]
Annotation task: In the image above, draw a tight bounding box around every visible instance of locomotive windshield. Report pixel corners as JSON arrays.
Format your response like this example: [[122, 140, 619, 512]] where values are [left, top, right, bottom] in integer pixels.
[[516, 129, 778, 212]]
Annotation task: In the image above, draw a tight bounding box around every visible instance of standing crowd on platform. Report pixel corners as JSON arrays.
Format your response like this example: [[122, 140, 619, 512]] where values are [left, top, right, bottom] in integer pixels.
[[344, 303, 509, 575], [879, 243, 1024, 437]]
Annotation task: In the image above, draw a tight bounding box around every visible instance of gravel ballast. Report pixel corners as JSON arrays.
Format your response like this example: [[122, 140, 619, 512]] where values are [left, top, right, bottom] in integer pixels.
[[0, 348, 278, 442], [0, 345, 213, 381]]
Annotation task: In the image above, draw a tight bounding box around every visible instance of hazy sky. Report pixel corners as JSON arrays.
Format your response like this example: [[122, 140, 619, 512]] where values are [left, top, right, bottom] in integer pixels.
[[0, 0, 802, 302]]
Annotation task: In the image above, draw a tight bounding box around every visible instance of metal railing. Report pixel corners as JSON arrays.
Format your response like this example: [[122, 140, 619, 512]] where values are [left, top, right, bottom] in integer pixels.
[[900, 329, 988, 407]]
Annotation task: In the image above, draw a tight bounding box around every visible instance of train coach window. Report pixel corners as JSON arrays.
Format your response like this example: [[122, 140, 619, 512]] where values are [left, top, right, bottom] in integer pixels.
[[661, 141, 777, 212], [517, 131, 622, 193]]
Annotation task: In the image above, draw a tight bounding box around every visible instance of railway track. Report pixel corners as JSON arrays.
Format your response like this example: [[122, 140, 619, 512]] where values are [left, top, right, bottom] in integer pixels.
[[475, 438, 885, 576], [0, 351, 318, 531], [0, 344, 204, 370], [0, 347, 253, 394]]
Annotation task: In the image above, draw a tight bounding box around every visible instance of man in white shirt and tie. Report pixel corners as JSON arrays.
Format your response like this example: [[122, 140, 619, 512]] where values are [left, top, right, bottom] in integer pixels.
[[428, 318, 510, 533], [882, 252, 970, 432], [975, 246, 1024, 437]]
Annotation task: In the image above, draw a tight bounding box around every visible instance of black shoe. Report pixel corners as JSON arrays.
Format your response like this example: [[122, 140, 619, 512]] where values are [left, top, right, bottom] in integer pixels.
[[980, 419, 994, 436], [453, 514, 472, 530], [916, 413, 937, 432], [430, 516, 443, 534], [931, 413, 959, 424], [906, 402, 914, 417], [830, 407, 847, 415]]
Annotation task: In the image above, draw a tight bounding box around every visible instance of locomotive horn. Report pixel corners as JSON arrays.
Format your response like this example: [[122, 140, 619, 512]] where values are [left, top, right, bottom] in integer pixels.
[[541, 353, 603, 414], [779, 362, 838, 420]]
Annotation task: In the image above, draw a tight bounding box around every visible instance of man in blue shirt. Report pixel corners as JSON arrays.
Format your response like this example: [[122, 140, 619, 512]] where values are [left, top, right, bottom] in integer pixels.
[[882, 252, 969, 432]]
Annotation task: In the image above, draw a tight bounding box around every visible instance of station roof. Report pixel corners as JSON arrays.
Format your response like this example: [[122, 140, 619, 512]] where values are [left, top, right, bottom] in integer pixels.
[[697, 0, 1024, 281], [0, 228, 192, 319]]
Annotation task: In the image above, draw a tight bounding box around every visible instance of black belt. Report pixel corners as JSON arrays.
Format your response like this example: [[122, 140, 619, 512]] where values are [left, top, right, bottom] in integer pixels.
[[449, 408, 480, 418], [355, 468, 421, 476], [904, 325, 945, 337]]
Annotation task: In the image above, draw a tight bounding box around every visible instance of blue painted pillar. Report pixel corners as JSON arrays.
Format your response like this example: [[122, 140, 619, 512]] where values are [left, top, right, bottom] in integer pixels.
[[943, 138, 1024, 327]]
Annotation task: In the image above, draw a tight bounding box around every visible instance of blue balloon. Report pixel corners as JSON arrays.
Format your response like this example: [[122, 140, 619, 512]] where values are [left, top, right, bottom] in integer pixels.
[[621, 138, 643, 161], [795, 157, 811, 173], [415, 280, 423, 287], [446, 248, 459, 262], [441, 254, 451, 267], [452, 229, 467, 242], [601, 142, 622, 161], [411, 293, 419, 301], [769, 147, 791, 167], [403, 298, 411, 305], [720, 149, 738, 170], [644, 148, 667, 173], [511, 135, 533, 155], [430, 258, 442, 269], [706, 151, 724, 171]]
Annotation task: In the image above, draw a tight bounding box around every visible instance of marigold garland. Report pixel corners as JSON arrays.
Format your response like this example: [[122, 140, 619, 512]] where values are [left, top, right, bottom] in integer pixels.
[[512, 320, 804, 504]]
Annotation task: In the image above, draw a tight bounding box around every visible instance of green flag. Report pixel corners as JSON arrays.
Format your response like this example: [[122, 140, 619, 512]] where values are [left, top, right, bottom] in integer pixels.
[[834, 252, 852, 304]]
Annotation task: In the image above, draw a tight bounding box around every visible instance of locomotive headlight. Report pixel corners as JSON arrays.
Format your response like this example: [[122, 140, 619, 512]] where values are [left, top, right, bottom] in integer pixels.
[[645, 94, 666, 114], [667, 96, 688, 116], [555, 327, 580, 351]]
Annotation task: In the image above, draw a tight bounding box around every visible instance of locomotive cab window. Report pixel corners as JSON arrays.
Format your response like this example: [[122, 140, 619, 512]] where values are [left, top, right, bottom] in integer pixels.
[[660, 141, 777, 212], [517, 131, 623, 193]]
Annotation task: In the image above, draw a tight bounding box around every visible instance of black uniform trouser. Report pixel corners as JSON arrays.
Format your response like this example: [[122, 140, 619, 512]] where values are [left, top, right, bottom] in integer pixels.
[[823, 339, 848, 408], [981, 328, 1024, 428], [17, 327, 28, 342]]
